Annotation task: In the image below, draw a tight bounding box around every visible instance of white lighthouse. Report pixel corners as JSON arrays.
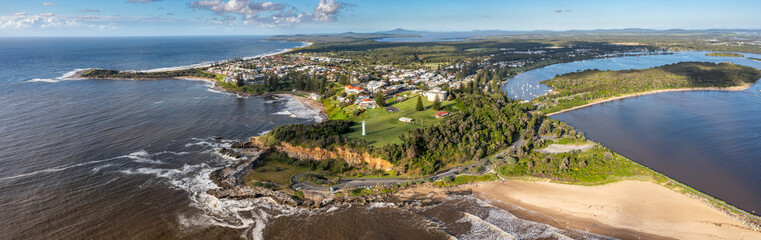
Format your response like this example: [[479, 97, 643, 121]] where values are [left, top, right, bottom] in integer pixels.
[[362, 120, 366, 136]]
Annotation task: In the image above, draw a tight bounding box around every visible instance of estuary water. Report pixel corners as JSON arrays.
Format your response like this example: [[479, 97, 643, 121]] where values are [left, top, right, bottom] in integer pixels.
[[507, 51, 761, 214], [0, 37, 605, 239]]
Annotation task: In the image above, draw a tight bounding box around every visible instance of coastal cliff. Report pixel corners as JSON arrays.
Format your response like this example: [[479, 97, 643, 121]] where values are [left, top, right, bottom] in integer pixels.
[[249, 136, 393, 171], [276, 142, 393, 171]]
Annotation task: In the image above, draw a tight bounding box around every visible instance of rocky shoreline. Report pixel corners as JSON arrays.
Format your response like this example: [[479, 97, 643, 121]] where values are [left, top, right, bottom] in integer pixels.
[[206, 139, 465, 209]]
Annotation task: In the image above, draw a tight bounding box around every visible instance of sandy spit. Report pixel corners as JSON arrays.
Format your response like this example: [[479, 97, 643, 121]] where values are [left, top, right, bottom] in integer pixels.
[[469, 180, 761, 240]]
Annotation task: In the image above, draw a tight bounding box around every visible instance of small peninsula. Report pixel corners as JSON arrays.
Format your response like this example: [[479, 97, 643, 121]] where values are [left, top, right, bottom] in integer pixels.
[[536, 61, 761, 114], [706, 52, 745, 57]]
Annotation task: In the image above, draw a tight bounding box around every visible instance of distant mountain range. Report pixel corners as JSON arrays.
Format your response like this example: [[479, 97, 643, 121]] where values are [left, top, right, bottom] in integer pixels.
[[268, 28, 761, 43]]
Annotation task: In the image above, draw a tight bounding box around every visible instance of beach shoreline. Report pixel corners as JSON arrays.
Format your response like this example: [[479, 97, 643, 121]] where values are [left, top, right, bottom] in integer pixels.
[[546, 84, 753, 116], [467, 180, 761, 240], [276, 93, 327, 120]]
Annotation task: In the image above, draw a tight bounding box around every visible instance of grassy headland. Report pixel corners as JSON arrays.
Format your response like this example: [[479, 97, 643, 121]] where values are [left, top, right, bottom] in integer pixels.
[[535, 61, 761, 114]]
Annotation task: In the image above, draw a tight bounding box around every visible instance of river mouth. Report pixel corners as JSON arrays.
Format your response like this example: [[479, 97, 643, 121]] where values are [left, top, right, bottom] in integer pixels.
[[508, 51, 761, 214]]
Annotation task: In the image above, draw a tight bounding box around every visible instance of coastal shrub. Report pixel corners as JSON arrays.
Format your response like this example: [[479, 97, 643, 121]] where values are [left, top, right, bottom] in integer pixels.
[[350, 188, 373, 197], [293, 191, 305, 200], [270, 119, 365, 149]]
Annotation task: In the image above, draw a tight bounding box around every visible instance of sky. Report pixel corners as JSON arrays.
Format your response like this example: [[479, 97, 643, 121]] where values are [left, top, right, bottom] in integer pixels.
[[1, 0, 760, 36]]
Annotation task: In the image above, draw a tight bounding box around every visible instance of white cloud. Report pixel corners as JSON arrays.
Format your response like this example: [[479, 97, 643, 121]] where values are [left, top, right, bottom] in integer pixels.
[[0, 12, 186, 30], [313, 0, 346, 22], [189, 0, 349, 27], [42, 2, 55, 6], [0, 12, 79, 29]]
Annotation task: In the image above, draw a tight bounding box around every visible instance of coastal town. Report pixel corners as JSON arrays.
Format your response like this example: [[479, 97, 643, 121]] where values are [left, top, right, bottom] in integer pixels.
[[205, 44, 654, 116]]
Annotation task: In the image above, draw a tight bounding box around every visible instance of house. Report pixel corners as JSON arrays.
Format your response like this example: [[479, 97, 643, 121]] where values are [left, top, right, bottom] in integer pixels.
[[357, 98, 377, 109], [345, 85, 365, 94], [435, 111, 450, 118], [398, 117, 414, 123], [366, 81, 386, 92], [425, 89, 448, 102]]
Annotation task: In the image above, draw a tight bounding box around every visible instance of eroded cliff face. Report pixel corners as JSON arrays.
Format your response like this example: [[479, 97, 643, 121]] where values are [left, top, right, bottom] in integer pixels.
[[278, 142, 393, 171], [249, 137, 393, 171]]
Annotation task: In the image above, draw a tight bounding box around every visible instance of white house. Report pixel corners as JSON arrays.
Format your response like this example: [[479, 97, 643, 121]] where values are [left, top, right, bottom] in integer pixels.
[[366, 81, 385, 92], [357, 98, 377, 109]]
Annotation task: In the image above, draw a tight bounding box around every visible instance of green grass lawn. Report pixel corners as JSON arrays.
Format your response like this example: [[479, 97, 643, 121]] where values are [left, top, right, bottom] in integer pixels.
[[242, 160, 314, 188], [343, 94, 457, 147]]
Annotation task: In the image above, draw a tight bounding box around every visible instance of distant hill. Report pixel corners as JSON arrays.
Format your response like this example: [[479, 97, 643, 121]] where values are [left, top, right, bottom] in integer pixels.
[[267, 28, 761, 43]]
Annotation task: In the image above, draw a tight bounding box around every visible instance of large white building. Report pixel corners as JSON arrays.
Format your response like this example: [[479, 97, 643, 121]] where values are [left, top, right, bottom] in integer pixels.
[[424, 89, 447, 102]]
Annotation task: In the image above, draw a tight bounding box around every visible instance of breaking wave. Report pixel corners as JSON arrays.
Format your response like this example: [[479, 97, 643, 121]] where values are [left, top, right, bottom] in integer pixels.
[[26, 68, 89, 83]]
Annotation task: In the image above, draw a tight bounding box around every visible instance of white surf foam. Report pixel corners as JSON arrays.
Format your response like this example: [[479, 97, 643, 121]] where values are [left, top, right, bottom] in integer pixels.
[[0, 155, 126, 181], [28, 78, 60, 83], [457, 212, 519, 240], [124, 150, 166, 164], [455, 197, 607, 240], [275, 96, 324, 122], [26, 68, 89, 83], [120, 157, 305, 240]]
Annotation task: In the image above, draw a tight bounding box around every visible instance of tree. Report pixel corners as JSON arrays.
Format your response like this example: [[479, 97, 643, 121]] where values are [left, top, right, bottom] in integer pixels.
[[339, 75, 350, 85], [374, 91, 386, 107], [235, 74, 244, 87], [415, 95, 424, 111], [432, 94, 441, 110]]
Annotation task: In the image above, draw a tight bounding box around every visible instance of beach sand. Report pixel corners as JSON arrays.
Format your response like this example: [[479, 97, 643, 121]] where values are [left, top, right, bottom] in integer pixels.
[[469, 180, 761, 240], [546, 84, 752, 116]]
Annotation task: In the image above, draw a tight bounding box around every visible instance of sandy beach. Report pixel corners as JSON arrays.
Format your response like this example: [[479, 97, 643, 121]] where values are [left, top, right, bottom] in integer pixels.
[[546, 84, 752, 116], [470, 180, 761, 240], [279, 93, 328, 119]]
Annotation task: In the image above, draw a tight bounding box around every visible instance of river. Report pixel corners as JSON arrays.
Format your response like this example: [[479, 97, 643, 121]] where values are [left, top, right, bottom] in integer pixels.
[[506, 51, 761, 214]]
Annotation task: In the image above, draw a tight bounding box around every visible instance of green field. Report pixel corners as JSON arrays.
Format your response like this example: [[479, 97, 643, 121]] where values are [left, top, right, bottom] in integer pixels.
[[243, 160, 311, 188], [343, 94, 457, 146]]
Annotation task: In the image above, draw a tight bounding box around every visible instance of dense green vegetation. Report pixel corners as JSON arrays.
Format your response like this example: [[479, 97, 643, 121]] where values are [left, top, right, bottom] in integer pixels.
[[536, 62, 761, 113], [219, 71, 335, 96], [496, 146, 654, 183], [268, 120, 366, 149], [81, 68, 220, 79], [293, 39, 648, 68], [378, 91, 532, 175], [434, 173, 500, 187], [706, 52, 744, 57]]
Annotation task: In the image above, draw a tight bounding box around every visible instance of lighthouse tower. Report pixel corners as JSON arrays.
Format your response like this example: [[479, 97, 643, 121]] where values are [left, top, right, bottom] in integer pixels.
[[362, 120, 366, 136]]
